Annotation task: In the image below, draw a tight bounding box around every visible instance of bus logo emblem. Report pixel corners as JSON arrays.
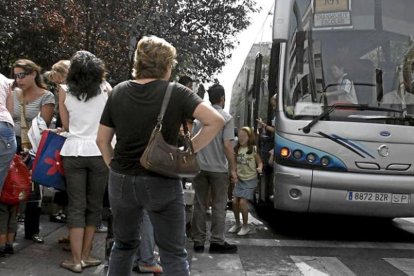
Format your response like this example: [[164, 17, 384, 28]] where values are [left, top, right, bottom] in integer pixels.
[[380, 131, 391, 137], [378, 145, 389, 157]]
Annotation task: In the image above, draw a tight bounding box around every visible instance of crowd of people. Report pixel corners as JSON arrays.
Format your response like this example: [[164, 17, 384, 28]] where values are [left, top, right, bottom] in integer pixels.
[[0, 35, 267, 276]]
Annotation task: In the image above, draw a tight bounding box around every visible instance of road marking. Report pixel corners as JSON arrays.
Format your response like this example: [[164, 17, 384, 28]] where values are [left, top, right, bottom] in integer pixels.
[[384, 258, 414, 276], [191, 253, 244, 276], [291, 256, 357, 276], [226, 237, 414, 250]]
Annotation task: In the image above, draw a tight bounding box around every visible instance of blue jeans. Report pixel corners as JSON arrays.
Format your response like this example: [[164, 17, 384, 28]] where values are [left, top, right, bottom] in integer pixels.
[[107, 169, 189, 276], [135, 209, 157, 266], [0, 122, 16, 194]]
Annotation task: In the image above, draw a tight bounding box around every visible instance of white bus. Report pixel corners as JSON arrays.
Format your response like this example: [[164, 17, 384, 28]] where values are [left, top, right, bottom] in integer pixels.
[[248, 0, 414, 217]]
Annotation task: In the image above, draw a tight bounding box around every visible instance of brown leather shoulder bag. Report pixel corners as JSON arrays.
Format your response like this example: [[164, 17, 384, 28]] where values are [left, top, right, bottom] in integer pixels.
[[139, 82, 200, 178]]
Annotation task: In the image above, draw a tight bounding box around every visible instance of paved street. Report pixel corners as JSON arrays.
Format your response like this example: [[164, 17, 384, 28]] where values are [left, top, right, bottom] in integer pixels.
[[2, 209, 414, 275]]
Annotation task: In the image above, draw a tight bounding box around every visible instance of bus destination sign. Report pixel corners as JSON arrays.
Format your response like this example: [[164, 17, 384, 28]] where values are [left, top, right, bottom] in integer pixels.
[[314, 0, 351, 28], [315, 0, 349, 13]]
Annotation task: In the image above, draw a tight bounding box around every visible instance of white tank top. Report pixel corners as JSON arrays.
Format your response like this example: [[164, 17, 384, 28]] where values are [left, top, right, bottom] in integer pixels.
[[60, 83, 108, 156], [0, 74, 13, 126]]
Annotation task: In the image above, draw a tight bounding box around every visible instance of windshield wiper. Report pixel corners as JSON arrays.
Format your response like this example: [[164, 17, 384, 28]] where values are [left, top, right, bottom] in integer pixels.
[[301, 103, 403, 134]]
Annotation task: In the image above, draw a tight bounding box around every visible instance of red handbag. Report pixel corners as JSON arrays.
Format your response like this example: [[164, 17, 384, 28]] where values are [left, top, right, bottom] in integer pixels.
[[0, 154, 32, 205]]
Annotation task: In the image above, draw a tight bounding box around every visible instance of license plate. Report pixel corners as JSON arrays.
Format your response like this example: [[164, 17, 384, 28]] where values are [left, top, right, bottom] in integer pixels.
[[347, 191, 410, 204]]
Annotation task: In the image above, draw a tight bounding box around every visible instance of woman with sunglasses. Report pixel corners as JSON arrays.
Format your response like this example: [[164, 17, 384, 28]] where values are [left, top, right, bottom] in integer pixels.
[[11, 59, 55, 244]]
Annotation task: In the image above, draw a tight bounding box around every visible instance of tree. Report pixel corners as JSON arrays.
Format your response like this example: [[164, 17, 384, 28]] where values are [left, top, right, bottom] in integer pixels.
[[0, 0, 259, 83], [133, 0, 259, 82]]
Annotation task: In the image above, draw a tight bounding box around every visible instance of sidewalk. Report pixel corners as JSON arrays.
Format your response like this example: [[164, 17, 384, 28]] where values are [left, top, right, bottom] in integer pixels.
[[0, 214, 194, 276], [0, 215, 107, 276], [0, 210, 257, 275]]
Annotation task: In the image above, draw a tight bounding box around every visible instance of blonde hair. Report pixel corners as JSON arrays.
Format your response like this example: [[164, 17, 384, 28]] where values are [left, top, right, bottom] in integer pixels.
[[49, 60, 70, 83], [132, 36, 177, 79]]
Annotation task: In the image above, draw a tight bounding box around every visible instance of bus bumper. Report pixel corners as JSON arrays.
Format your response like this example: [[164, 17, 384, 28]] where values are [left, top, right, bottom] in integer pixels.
[[274, 164, 414, 217]]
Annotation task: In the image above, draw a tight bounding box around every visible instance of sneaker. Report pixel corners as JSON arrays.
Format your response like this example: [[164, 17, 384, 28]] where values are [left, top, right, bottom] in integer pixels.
[[50, 212, 66, 223], [138, 263, 163, 274], [26, 234, 44, 243], [193, 243, 205, 253], [228, 223, 241, 233], [96, 224, 108, 233], [237, 225, 251, 236], [209, 241, 237, 254], [17, 214, 24, 223], [4, 244, 13, 254]]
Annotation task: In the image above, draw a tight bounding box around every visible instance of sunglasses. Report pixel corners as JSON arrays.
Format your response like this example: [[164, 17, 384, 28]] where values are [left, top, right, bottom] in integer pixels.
[[14, 71, 30, 79]]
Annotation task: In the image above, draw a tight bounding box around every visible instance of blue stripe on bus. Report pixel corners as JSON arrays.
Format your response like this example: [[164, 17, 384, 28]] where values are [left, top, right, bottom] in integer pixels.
[[331, 134, 376, 159], [317, 132, 366, 158]]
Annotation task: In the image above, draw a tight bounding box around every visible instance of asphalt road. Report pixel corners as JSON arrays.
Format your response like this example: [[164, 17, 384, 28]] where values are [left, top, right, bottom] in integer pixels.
[[1, 206, 414, 275]]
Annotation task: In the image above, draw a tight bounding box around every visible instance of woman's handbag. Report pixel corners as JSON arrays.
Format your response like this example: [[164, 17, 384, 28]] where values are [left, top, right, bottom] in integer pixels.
[[0, 154, 32, 205], [139, 83, 200, 178], [32, 130, 66, 191]]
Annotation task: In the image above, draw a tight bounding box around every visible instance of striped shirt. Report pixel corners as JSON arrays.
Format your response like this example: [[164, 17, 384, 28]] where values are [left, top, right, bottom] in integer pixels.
[[12, 89, 55, 136]]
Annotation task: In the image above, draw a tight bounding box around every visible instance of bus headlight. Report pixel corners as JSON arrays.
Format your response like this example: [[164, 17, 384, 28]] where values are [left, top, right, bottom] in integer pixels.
[[275, 134, 347, 171], [280, 147, 290, 158], [293, 150, 303, 159], [321, 156, 330, 166], [306, 153, 316, 163]]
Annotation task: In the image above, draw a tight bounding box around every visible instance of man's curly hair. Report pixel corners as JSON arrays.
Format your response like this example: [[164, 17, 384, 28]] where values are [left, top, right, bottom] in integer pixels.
[[67, 51, 106, 102]]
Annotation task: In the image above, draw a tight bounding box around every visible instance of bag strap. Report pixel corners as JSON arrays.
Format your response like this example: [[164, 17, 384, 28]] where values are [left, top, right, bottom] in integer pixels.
[[156, 82, 175, 129], [20, 91, 28, 129], [182, 118, 190, 135], [19, 90, 32, 150]]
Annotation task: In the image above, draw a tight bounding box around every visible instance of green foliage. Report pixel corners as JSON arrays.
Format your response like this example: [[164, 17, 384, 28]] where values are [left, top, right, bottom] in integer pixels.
[[0, 0, 259, 83]]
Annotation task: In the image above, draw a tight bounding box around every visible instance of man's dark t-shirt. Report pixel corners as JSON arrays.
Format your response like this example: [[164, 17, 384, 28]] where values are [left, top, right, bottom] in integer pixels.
[[100, 80, 202, 175]]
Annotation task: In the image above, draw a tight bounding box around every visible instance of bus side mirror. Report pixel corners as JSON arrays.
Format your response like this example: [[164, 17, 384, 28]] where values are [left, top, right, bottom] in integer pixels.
[[273, 0, 295, 42]]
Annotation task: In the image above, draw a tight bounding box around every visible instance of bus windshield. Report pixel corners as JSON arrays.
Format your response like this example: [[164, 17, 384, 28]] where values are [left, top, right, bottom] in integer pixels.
[[284, 0, 414, 124]]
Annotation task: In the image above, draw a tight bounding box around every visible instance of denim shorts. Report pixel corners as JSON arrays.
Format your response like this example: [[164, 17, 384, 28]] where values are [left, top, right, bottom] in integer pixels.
[[0, 122, 17, 194]]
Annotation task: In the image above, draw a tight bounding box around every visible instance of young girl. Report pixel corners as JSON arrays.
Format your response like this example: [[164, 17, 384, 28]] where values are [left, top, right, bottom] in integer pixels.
[[229, 127, 263, 236]]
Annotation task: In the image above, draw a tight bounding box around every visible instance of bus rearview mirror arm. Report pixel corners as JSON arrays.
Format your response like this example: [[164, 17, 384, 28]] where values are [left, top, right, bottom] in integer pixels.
[[376, 69, 383, 103]]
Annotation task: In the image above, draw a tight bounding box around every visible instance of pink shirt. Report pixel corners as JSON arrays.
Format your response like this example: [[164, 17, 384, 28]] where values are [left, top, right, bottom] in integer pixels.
[[0, 73, 13, 126]]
